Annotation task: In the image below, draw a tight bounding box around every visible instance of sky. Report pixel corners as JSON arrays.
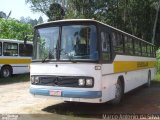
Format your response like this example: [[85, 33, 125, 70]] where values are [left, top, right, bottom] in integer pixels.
[[0, 0, 48, 20]]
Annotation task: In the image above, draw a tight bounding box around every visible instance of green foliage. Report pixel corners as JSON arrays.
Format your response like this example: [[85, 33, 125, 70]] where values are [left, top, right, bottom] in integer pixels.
[[156, 48, 160, 73], [155, 74, 160, 81], [0, 18, 33, 41], [66, 0, 160, 45], [47, 3, 65, 21], [26, 0, 160, 46], [66, 0, 96, 19], [25, 0, 53, 14], [25, 0, 65, 21]]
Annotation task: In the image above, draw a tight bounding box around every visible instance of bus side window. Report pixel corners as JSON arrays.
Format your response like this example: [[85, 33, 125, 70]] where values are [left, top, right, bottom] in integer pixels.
[[153, 46, 156, 57], [3, 42, 18, 56], [134, 40, 141, 56], [152, 46, 155, 57], [112, 32, 123, 54], [19, 44, 33, 57], [125, 36, 133, 55], [142, 42, 147, 57], [147, 44, 151, 57], [101, 31, 110, 61]]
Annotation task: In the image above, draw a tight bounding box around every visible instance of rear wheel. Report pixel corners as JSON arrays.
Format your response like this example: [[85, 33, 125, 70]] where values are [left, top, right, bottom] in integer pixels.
[[1, 66, 12, 78], [111, 80, 124, 104]]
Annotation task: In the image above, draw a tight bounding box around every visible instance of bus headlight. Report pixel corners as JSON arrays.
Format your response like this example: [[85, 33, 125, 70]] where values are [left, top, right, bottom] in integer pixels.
[[78, 79, 85, 86], [86, 79, 93, 86], [35, 76, 40, 84], [30, 76, 35, 84], [30, 76, 39, 84]]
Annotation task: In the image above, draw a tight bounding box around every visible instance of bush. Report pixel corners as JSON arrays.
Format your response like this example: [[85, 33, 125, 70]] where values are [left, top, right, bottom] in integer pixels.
[[0, 18, 33, 41]]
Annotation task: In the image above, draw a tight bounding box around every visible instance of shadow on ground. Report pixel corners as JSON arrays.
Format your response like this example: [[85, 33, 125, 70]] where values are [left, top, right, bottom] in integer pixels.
[[0, 74, 29, 85], [42, 81, 160, 119]]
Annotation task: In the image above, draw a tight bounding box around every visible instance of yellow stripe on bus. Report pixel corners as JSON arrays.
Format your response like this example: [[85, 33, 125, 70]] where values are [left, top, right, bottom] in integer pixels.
[[113, 61, 156, 73], [0, 58, 31, 64]]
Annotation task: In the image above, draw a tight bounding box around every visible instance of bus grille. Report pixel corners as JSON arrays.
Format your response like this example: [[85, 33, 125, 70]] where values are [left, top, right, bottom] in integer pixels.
[[35, 76, 79, 87]]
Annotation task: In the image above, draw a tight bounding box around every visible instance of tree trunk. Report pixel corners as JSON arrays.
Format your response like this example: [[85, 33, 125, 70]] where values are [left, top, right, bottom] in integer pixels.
[[152, 1, 160, 44]]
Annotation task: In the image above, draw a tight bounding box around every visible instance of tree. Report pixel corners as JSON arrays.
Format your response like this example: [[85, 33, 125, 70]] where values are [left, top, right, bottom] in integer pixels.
[[0, 11, 7, 19], [152, 0, 160, 44], [0, 18, 33, 41], [25, 0, 52, 14], [66, 0, 95, 19], [20, 16, 38, 26], [47, 3, 65, 21], [0, 11, 12, 19], [26, 0, 66, 21], [38, 16, 44, 24], [26, 0, 160, 46]]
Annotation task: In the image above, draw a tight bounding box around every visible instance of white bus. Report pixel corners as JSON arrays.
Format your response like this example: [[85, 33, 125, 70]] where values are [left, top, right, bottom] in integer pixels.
[[0, 39, 32, 78], [30, 19, 156, 104]]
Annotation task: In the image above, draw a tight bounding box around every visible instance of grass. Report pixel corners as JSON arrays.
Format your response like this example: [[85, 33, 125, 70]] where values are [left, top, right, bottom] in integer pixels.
[[0, 74, 30, 85], [154, 73, 160, 81]]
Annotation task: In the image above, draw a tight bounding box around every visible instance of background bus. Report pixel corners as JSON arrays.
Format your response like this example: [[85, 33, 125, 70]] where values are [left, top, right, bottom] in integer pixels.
[[0, 39, 32, 78], [30, 19, 156, 104]]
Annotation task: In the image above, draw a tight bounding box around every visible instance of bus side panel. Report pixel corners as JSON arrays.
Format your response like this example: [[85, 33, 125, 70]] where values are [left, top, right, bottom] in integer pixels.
[[101, 63, 156, 103], [0, 57, 31, 75], [12, 64, 30, 74], [124, 69, 148, 92], [101, 64, 117, 102], [124, 68, 155, 93], [101, 75, 116, 103]]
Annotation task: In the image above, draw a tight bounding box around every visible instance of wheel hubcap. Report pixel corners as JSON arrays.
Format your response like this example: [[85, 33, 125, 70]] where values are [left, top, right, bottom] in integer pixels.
[[3, 69, 10, 77]]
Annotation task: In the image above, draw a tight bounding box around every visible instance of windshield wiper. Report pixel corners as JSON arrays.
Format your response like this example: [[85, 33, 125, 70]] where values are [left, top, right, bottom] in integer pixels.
[[42, 55, 52, 63], [42, 48, 56, 63], [60, 49, 77, 63]]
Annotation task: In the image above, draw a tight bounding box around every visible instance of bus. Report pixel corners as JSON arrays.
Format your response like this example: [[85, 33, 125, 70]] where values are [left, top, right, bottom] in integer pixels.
[[0, 39, 32, 78], [30, 19, 156, 104]]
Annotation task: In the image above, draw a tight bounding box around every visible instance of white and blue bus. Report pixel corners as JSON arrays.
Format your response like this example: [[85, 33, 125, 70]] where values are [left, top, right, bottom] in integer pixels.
[[30, 19, 156, 104]]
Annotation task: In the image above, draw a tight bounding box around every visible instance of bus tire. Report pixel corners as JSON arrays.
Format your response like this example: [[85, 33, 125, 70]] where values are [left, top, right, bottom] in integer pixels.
[[145, 71, 151, 87], [111, 79, 124, 105], [1, 66, 12, 78]]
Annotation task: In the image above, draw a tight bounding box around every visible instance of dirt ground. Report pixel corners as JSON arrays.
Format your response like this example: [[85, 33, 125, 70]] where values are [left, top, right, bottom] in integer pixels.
[[0, 81, 160, 120]]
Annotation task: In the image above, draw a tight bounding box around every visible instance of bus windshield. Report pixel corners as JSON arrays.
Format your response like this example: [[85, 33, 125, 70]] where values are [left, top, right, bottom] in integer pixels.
[[60, 25, 98, 60], [34, 27, 59, 60], [34, 25, 98, 61]]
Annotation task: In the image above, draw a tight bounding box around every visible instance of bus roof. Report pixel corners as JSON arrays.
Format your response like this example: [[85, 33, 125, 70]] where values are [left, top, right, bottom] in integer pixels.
[[0, 38, 32, 44], [35, 19, 154, 46]]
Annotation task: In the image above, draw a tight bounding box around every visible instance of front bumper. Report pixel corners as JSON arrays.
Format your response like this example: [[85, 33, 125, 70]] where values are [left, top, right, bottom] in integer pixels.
[[30, 87, 102, 99]]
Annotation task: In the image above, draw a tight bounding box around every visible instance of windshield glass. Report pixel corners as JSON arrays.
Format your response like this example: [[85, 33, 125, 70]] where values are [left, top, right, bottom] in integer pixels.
[[33, 27, 59, 60], [33, 25, 98, 62], [60, 25, 98, 60]]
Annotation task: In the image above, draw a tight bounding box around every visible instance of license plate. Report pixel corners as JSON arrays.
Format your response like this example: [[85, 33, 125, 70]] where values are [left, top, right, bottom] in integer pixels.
[[50, 90, 62, 96]]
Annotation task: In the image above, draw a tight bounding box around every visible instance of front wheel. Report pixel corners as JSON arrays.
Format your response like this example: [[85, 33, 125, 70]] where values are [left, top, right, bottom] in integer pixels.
[[111, 80, 124, 105], [1, 66, 12, 78]]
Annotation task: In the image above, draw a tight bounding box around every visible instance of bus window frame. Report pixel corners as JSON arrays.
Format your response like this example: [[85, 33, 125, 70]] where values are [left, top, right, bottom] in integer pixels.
[[19, 43, 33, 57], [98, 24, 113, 63], [3, 42, 18, 56], [33, 21, 100, 63], [124, 36, 134, 55]]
